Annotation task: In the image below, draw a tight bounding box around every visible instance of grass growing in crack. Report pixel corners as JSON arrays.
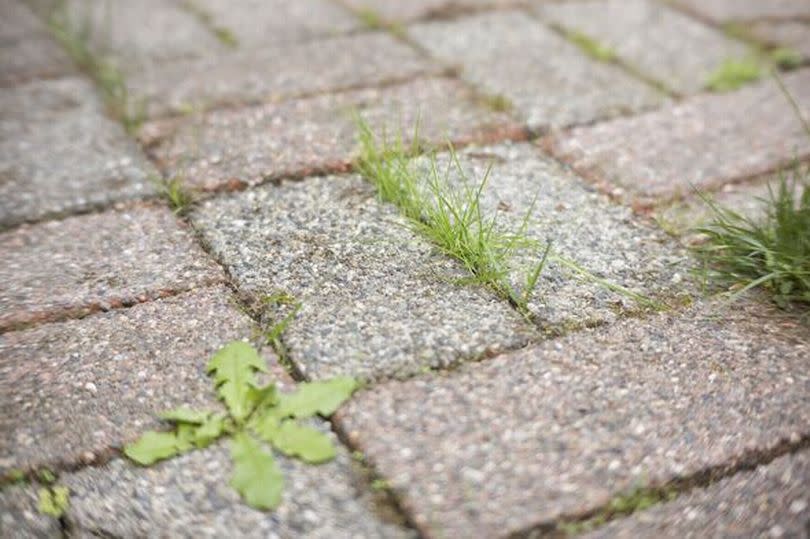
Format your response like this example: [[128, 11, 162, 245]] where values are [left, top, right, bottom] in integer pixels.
[[564, 30, 616, 63], [261, 291, 302, 375], [770, 47, 803, 71], [152, 175, 196, 215], [355, 119, 549, 317], [705, 57, 762, 92], [181, 0, 239, 48], [125, 341, 358, 510], [479, 93, 513, 113], [48, 1, 146, 133]]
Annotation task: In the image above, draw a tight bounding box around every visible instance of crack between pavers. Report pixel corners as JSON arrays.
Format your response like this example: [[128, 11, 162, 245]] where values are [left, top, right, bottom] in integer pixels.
[[508, 433, 810, 538]]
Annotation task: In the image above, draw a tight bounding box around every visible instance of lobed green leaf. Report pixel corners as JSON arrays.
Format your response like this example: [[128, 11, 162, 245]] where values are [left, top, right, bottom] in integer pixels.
[[230, 433, 284, 510]]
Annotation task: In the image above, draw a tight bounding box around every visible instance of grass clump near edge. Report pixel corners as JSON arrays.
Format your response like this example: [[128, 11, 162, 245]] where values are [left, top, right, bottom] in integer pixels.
[[705, 57, 762, 92]]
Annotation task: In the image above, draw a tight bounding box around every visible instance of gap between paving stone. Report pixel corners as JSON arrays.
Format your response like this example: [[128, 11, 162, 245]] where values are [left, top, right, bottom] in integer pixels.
[[335, 299, 809, 537], [339, 0, 524, 24], [141, 76, 525, 192]]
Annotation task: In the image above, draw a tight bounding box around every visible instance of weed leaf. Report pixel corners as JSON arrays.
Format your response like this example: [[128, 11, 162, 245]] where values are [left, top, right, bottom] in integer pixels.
[[275, 377, 358, 419], [37, 486, 70, 518], [159, 407, 210, 424], [230, 433, 284, 510], [207, 341, 268, 422], [124, 431, 183, 465], [269, 420, 337, 464]]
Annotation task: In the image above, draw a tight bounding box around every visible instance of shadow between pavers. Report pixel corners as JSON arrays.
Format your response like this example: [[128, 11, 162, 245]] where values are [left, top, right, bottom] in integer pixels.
[[335, 299, 809, 537]]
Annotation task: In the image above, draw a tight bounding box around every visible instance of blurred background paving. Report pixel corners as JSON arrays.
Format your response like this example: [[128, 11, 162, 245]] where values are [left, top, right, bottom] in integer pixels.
[[1, 0, 808, 537]]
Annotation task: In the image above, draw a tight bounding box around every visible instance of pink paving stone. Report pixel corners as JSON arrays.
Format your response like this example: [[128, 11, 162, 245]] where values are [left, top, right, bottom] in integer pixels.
[[144, 77, 524, 191], [0, 205, 224, 331], [546, 68, 810, 204]]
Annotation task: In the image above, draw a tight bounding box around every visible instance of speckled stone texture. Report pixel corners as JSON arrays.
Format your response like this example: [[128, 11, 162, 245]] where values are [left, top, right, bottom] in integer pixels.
[[192, 175, 534, 381], [0, 0, 76, 86], [342, 0, 518, 22], [584, 451, 810, 538], [422, 143, 689, 331], [0, 205, 223, 331], [536, 0, 750, 96], [56, 436, 410, 538], [0, 484, 60, 538], [129, 31, 439, 118], [0, 286, 270, 473], [547, 68, 810, 204], [188, 0, 361, 48], [144, 77, 523, 191], [408, 10, 663, 130], [672, 0, 810, 22], [337, 301, 810, 537], [0, 77, 157, 227], [749, 20, 810, 58]]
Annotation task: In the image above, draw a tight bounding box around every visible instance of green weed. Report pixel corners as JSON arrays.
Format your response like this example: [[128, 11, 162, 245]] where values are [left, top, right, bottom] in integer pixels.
[[480, 93, 513, 113], [565, 30, 616, 63], [181, 0, 239, 48], [37, 485, 70, 518], [705, 58, 762, 92], [124, 341, 358, 510], [770, 47, 803, 71]]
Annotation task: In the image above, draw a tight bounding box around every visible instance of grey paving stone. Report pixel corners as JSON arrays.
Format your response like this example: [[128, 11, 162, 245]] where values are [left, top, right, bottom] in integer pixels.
[[422, 143, 690, 332], [0, 484, 60, 538], [192, 175, 534, 381], [129, 31, 438, 118], [536, 0, 751, 96], [0, 0, 76, 86], [0, 286, 270, 473], [547, 68, 810, 204], [0, 77, 157, 227], [144, 77, 523, 191], [188, 0, 361, 48], [584, 451, 810, 539], [337, 301, 810, 537], [749, 20, 810, 58], [672, 0, 810, 23], [407, 10, 663, 130], [60, 438, 409, 538], [0, 205, 224, 331], [341, 0, 518, 22]]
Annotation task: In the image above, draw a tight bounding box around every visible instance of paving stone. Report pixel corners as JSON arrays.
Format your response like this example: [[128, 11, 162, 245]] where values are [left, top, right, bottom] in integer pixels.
[[337, 301, 810, 537], [407, 10, 663, 130], [0, 286, 272, 473], [546, 68, 810, 204], [129, 31, 438, 118], [536, 0, 751, 96], [584, 451, 810, 538], [192, 175, 534, 381], [422, 143, 690, 332], [0, 484, 60, 538], [144, 77, 523, 191], [0, 77, 157, 227], [59, 436, 409, 538], [0, 205, 224, 331], [672, 0, 810, 23], [0, 0, 76, 86], [341, 0, 518, 22], [188, 0, 361, 48], [749, 20, 810, 58]]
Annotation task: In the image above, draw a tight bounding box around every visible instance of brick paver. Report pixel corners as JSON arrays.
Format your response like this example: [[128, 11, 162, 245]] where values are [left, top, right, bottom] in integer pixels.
[[536, 0, 750, 95], [0, 287, 265, 474], [0, 77, 156, 227], [192, 175, 534, 381], [337, 301, 809, 537], [0, 206, 223, 331], [547, 68, 810, 204], [144, 77, 522, 191], [408, 10, 663, 130]]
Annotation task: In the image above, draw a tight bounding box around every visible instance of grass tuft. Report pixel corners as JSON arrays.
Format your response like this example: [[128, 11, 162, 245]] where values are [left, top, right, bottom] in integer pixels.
[[705, 58, 762, 92], [770, 47, 803, 71], [154, 176, 196, 215], [565, 30, 616, 63]]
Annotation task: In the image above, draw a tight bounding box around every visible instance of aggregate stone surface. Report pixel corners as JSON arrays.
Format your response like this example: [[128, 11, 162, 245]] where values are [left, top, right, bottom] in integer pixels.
[[337, 301, 810, 537], [129, 31, 439, 118], [341, 0, 519, 22], [749, 20, 810, 58], [0, 76, 156, 227], [422, 143, 690, 331], [0, 0, 76, 86], [192, 175, 535, 381], [58, 434, 410, 538], [0, 286, 269, 474], [0, 484, 60, 538], [536, 0, 751, 96], [671, 0, 810, 22], [584, 451, 810, 539], [547, 68, 810, 204], [145, 77, 522, 191], [407, 10, 663, 130], [0, 205, 223, 331], [188, 0, 361, 48]]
